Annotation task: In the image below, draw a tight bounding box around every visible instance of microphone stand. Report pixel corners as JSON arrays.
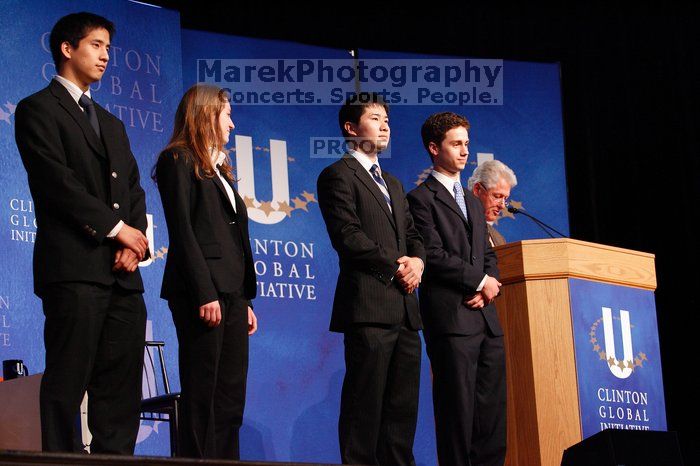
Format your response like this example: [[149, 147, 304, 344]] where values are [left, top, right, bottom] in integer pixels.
[[507, 206, 566, 238]]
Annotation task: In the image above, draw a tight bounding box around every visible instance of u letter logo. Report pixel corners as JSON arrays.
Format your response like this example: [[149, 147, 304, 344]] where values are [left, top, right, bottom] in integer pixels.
[[601, 307, 634, 379], [234, 135, 290, 225]]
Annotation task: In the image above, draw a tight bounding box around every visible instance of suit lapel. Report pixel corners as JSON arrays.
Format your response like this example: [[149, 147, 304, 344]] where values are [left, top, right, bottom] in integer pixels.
[[386, 173, 403, 229], [211, 173, 238, 218], [49, 80, 106, 159], [426, 175, 470, 228], [342, 155, 396, 230]]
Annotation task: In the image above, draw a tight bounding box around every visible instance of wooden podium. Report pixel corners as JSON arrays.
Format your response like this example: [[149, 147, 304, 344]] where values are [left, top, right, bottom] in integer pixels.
[[0, 373, 42, 451], [493, 238, 656, 466]]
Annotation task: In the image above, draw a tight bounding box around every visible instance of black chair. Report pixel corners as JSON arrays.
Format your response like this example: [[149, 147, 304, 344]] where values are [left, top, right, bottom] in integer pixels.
[[140, 341, 181, 457]]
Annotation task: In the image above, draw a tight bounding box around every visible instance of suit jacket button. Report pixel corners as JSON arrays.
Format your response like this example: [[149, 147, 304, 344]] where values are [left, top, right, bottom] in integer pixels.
[[113, 203, 120, 210], [472, 255, 476, 261], [111, 171, 118, 179]]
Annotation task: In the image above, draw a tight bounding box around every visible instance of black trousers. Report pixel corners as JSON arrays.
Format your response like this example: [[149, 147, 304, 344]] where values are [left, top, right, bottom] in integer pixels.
[[170, 292, 249, 460], [339, 321, 421, 466], [40, 282, 146, 454], [427, 313, 507, 466]]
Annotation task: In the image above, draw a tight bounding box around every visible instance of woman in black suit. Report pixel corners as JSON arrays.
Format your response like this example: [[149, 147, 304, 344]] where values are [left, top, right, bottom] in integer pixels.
[[154, 84, 257, 459]]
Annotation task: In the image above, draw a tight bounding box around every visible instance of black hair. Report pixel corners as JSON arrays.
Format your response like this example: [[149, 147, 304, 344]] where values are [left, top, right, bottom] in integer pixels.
[[49, 12, 115, 69]]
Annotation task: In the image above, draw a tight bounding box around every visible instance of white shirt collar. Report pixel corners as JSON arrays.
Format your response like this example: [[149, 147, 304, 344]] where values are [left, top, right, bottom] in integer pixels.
[[431, 169, 462, 198], [53, 75, 91, 106], [210, 149, 227, 170], [349, 149, 380, 174]]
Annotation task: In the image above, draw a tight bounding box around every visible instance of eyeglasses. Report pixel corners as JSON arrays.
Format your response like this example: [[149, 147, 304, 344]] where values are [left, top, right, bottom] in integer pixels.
[[477, 183, 509, 206]]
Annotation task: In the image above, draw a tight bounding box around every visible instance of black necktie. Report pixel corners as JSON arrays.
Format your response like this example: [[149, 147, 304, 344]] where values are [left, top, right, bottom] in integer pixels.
[[78, 93, 100, 138]]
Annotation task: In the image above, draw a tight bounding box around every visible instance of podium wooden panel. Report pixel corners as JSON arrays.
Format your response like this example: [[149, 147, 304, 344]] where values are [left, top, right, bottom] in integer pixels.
[[493, 239, 656, 466], [0, 373, 42, 451]]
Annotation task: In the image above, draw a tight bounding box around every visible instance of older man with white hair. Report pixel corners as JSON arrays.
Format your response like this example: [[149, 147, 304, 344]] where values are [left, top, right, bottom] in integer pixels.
[[467, 160, 518, 246]]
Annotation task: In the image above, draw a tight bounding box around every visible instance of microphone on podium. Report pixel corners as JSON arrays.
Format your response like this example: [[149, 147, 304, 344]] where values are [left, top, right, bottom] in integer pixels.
[[507, 205, 566, 239]]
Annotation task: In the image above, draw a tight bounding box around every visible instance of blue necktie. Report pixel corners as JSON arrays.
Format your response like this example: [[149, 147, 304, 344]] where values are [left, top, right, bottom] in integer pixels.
[[78, 93, 100, 138], [454, 181, 468, 220], [370, 164, 392, 211]]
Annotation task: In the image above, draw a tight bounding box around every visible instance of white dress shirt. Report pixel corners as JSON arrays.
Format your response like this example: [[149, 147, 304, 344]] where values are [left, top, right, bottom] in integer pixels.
[[211, 150, 237, 213]]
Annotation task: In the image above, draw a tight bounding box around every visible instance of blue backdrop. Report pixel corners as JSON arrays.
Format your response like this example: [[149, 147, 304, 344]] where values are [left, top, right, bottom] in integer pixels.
[[1, 1, 569, 463]]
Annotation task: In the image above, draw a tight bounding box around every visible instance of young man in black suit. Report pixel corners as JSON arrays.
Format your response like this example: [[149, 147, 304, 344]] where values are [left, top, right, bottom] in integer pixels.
[[14, 12, 149, 454], [407, 112, 506, 466], [317, 93, 426, 466]]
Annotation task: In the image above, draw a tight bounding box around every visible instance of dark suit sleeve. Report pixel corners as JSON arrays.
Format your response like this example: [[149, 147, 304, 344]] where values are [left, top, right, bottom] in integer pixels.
[[317, 166, 401, 284], [120, 122, 147, 235], [407, 190, 486, 292], [399, 189, 426, 263], [156, 153, 218, 306], [15, 98, 121, 242], [483, 225, 499, 281]]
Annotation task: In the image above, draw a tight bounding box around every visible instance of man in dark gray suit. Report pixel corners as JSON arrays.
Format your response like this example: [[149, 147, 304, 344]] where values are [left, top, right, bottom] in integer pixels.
[[317, 93, 425, 466], [467, 160, 518, 247], [14, 12, 148, 454], [408, 112, 505, 466]]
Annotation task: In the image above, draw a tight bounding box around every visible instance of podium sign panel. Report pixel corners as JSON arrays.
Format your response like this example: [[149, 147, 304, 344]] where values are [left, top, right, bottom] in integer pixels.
[[569, 279, 666, 438]]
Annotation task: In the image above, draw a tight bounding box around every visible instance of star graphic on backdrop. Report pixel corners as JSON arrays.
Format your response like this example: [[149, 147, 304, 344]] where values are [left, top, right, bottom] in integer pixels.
[[598, 351, 607, 360], [243, 196, 256, 209], [5, 102, 17, 113], [0, 108, 10, 124], [288, 157, 296, 162], [626, 360, 634, 369], [258, 201, 275, 216], [634, 357, 642, 367], [639, 352, 648, 361], [292, 197, 308, 212], [607, 356, 616, 367], [589, 330, 596, 337], [414, 167, 433, 186], [593, 344, 600, 352], [499, 210, 515, 221], [616, 360, 626, 370], [276, 201, 294, 217], [509, 200, 523, 210], [301, 191, 317, 203]]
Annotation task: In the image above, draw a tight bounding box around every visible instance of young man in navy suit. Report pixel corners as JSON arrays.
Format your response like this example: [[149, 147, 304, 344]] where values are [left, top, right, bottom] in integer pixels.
[[407, 112, 506, 466], [317, 93, 425, 465], [14, 12, 149, 454]]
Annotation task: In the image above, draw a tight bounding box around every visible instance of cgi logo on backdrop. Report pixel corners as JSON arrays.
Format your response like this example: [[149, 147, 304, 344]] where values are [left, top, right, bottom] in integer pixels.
[[198, 58, 503, 106], [8, 198, 36, 244], [231, 134, 319, 301], [588, 305, 653, 431]]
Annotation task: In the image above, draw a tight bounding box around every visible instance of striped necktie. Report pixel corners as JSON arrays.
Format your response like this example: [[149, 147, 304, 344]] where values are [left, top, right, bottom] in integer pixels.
[[370, 164, 392, 212]]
